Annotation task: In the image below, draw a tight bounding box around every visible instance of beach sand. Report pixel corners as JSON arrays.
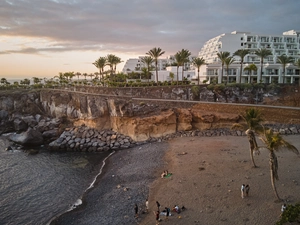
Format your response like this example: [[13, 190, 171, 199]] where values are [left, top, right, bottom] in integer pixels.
[[141, 135, 300, 225]]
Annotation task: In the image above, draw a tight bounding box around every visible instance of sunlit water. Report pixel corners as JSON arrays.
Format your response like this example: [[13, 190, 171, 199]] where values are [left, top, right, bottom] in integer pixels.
[[0, 146, 111, 225]]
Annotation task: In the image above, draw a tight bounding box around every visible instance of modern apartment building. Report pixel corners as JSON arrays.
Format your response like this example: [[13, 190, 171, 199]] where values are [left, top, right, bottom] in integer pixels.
[[198, 30, 300, 84], [122, 56, 195, 82]]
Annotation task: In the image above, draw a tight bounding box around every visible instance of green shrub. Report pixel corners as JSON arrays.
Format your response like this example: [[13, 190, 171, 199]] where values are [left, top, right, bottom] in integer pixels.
[[276, 203, 300, 225]]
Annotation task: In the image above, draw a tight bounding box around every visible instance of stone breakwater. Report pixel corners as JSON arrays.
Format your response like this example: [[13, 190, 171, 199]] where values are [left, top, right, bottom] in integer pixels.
[[48, 124, 300, 152]]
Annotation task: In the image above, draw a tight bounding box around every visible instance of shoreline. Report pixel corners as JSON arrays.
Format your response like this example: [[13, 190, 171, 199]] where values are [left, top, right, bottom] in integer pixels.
[[51, 141, 169, 225]]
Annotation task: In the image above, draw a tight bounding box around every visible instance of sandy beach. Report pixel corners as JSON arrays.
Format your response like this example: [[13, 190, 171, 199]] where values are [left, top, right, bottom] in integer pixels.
[[141, 135, 300, 225]]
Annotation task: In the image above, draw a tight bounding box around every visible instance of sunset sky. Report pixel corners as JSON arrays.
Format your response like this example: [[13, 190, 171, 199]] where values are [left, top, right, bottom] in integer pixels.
[[1, 0, 299, 81]]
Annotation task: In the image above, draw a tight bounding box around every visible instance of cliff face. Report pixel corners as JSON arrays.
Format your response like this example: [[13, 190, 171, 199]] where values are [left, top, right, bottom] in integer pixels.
[[1, 88, 300, 142]]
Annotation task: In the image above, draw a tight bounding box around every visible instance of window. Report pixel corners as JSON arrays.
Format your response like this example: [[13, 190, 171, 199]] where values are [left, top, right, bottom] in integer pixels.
[[241, 43, 243, 46]]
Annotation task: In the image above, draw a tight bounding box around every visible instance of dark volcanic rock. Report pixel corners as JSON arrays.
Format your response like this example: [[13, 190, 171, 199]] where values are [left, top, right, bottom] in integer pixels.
[[9, 128, 44, 146]]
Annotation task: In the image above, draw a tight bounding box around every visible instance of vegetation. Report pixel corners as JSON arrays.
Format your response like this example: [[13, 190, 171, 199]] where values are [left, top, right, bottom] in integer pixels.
[[259, 128, 299, 200], [294, 59, 300, 86], [255, 48, 273, 82], [192, 57, 206, 85], [233, 49, 250, 84], [217, 51, 230, 84], [277, 54, 294, 84], [232, 108, 263, 167], [146, 47, 165, 83], [276, 203, 300, 225]]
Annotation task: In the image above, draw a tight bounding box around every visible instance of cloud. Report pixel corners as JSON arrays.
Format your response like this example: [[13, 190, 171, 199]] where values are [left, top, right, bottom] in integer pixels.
[[0, 0, 299, 56]]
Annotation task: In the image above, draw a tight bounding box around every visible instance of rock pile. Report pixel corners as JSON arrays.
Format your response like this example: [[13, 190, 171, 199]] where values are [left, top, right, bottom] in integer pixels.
[[49, 125, 136, 152]]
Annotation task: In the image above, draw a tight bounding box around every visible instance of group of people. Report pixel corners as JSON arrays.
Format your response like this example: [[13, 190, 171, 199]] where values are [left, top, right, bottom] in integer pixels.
[[134, 199, 185, 224], [241, 184, 250, 198]]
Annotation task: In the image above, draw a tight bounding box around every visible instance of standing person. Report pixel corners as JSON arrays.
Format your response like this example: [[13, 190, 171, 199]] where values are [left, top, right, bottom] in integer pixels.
[[281, 204, 287, 216], [145, 198, 149, 213], [165, 207, 170, 220], [245, 185, 250, 197], [156, 201, 161, 211], [134, 203, 138, 218], [153, 210, 160, 225], [241, 184, 245, 198]]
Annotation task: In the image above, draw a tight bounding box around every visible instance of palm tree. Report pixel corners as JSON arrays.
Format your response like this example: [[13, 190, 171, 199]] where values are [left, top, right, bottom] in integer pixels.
[[255, 48, 272, 83], [93, 57, 107, 82], [234, 49, 250, 83], [174, 52, 181, 85], [146, 47, 165, 83], [277, 54, 293, 84], [75, 72, 81, 81], [294, 58, 300, 86], [141, 56, 154, 82], [178, 49, 191, 82], [244, 64, 257, 83], [169, 72, 175, 83], [192, 57, 206, 85], [224, 57, 235, 84], [232, 108, 263, 168], [217, 51, 230, 84], [259, 129, 299, 200]]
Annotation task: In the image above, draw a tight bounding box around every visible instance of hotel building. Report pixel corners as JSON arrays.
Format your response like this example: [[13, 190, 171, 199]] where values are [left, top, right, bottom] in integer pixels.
[[198, 30, 300, 84]]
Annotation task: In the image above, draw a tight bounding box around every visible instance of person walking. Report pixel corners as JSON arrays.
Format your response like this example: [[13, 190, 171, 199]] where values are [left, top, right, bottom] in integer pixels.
[[134, 203, 138, 218], [165, 207, 170, 220], [241, 184, 245, 198], [153, 210, 160, 225], [245, 185, 250, 197], [145, 198, 149, 213], [156, 201, 160, 211]]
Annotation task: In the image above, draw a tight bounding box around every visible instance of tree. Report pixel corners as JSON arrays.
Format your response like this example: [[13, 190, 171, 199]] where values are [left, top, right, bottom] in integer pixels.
[[232, 108, 263, 167], [169, 72, 175, 83], [255, 48, 272, 83], [259, 129, 299, 200], [146, 47, 165, 83], [76, 72, 81, 80], [277, 54, 293, 84], [244, 64, 257, 83], [224, 56, 235, 84], [217, 51, 230, 84], [234, 49, 250, 84], [178, 49, 191, 83], [32, 77, 42, 84], [0, 78, 8, 85], [106, 54, 122, 78], [294, 59, 300, 86], [93, 57, 107, 82], [192, 57, 206, 85], [141, 56, 154, 82]]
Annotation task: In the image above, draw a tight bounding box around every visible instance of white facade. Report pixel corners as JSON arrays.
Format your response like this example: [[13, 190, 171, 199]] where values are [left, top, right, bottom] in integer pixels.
[[122, 55, 195, 82], [198, 30, 300, 84]]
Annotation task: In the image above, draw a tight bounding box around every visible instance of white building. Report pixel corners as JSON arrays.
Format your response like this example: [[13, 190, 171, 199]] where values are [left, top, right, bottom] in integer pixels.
[[122, 55, 196, 82], [198, 30, 300, 84]]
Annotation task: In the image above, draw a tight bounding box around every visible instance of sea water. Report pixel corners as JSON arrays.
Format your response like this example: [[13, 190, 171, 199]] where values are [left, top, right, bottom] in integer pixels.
[[0, 145, 111, 225]]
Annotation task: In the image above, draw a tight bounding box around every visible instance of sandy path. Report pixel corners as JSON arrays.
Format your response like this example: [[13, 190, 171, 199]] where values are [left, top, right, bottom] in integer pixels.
[[141, 135, 300, 225]]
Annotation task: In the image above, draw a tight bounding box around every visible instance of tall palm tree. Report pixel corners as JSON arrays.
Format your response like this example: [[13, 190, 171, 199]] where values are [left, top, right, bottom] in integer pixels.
[[232, 108, 263, 168], [224, 57, 235, 84], [294, 58, 300, 86], [141, 56, 154, 82], [93, 57, 107, 82], [255, 48, 272, 83], [106, 54, 122, 77], [146, 47, 165, 83], [277, 54, 293, 84], [76, 72, 81, 81], [217, 51, 230, 84], [179, 49, 191, 82], [192, 57, 206, 85], [234, 49, 250, 83], [259, 129, 299, 200], [174, 52, 181, 85], [244, 64, 257, 83]]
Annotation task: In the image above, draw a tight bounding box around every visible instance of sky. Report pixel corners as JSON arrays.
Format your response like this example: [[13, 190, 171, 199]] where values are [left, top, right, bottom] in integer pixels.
[[1, 0, 300, 81]]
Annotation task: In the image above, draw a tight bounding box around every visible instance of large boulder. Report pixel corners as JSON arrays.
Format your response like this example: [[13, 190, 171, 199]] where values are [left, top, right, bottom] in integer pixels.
[[9, 128, 44, 146], [13, 118, 28, 132]]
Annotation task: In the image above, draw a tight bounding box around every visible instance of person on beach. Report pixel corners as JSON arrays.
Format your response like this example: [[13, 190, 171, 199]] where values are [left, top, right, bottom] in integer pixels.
[[245, 185, 250, 197], [153, 210, 160, 225], [134, 203, 138, 218], [145, 198, 149, 213], [165, 207, 170, 220], [280, 204, 287, 216], [241, 184, 245, 198], [156, 201, 160, 211]]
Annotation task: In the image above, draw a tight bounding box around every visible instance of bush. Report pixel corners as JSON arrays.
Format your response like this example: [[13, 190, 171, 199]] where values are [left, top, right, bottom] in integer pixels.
[[276, 203, 300, 225]]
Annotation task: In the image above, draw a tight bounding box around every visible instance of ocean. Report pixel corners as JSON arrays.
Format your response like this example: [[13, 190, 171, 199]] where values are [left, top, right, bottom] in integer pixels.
[[0, 143, 111, 225]]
